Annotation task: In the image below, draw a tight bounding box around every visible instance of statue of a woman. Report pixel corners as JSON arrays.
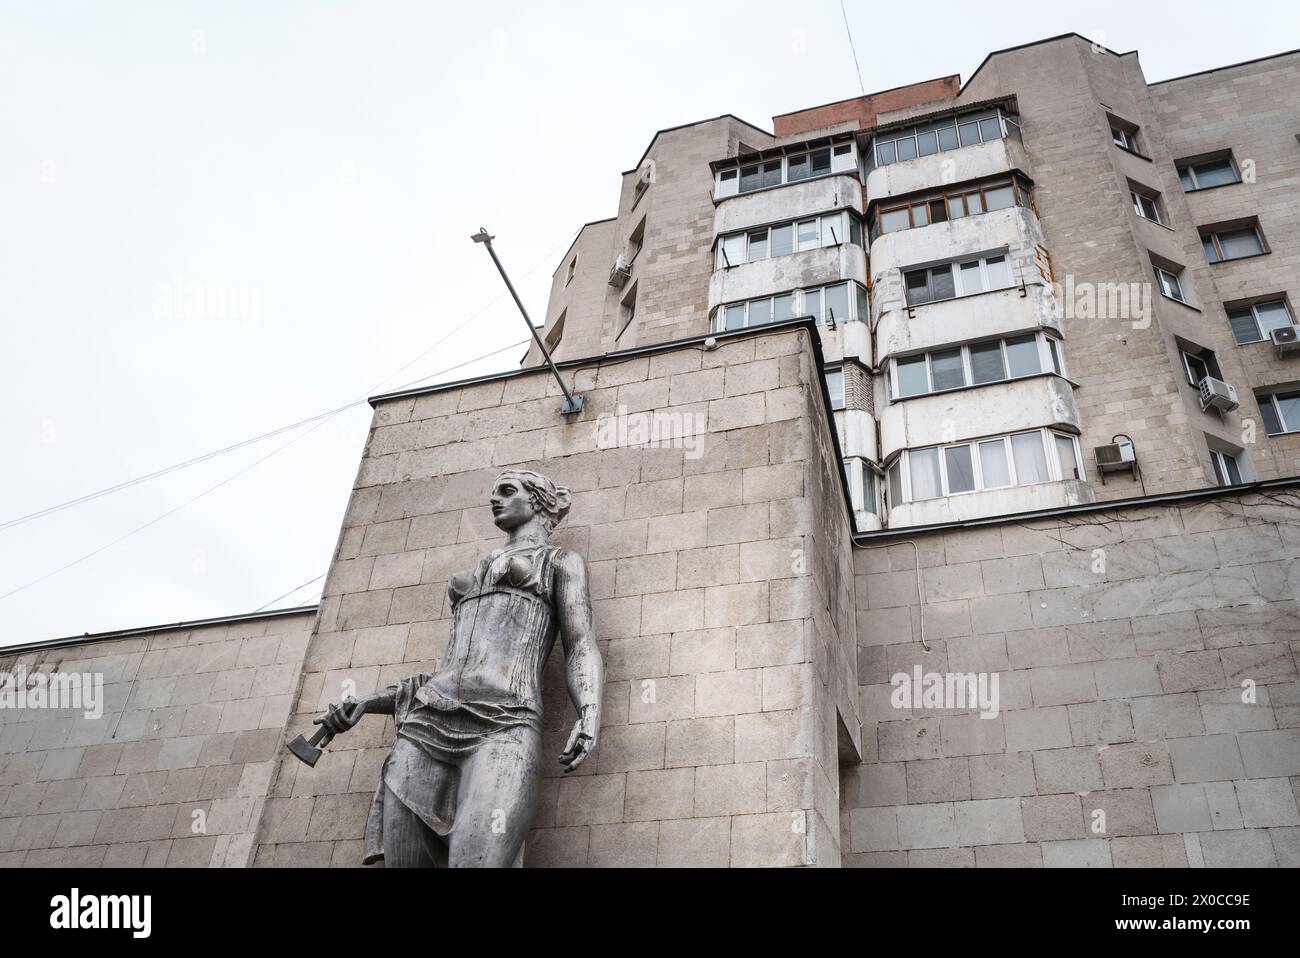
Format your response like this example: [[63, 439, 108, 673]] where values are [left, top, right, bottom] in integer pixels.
[[313, 470, 603, 867]]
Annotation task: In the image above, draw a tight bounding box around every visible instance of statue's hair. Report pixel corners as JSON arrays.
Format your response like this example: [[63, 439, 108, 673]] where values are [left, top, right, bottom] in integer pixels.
[[495, 470, 572, 531]]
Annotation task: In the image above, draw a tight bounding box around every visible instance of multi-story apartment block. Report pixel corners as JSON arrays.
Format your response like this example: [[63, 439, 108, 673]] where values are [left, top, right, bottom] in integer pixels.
[[533, 33, 1300, 533], [5, 34, 1298, 870]]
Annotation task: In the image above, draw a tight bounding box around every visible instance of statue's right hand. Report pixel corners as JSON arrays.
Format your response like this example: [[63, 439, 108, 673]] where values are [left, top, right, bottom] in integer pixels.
[[313, 697, 366, 736]]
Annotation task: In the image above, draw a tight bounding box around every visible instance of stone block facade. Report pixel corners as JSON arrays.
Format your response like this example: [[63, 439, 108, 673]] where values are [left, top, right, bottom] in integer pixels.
[[846, 489, 1300, 867], [255, 323, 862, 867], [0, 610, 314, 867]]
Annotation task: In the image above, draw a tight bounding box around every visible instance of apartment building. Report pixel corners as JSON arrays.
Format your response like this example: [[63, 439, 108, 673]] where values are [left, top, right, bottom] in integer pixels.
[[5, 34, 1297, 870], [533, 34, 1300, 533]]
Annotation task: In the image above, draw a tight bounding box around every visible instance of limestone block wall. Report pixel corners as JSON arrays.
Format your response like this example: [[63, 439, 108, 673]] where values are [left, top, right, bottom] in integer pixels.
[[0, 609, 314, 868], [253, 322, 860, 867], [845, 487, 1300, 867]]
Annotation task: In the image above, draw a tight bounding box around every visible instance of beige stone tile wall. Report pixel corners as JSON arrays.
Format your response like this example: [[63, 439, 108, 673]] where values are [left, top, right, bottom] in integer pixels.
[[845, 489, 1300, 867], [254, 324, 859, 867], [0, 610, 315, 868]]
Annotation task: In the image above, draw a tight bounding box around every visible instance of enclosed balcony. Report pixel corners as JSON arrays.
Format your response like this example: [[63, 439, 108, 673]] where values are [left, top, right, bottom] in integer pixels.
[[714, 174, 864, 235], [880, 373, 1080, 460], [876, 282, 1060, 363], [864, 105, 1029, 205]]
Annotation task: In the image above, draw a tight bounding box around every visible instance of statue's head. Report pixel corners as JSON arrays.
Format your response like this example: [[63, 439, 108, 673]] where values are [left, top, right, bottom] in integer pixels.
[[490, 470, 571, 533]]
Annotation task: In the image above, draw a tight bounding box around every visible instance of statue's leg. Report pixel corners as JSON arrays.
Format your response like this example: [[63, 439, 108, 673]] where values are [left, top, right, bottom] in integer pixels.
[[381, 784, 447, 868], [446, 726, 542, 868]]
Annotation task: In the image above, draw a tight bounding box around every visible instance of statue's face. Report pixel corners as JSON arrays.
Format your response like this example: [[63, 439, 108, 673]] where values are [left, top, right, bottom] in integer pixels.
[[490, 476, 538, 531]]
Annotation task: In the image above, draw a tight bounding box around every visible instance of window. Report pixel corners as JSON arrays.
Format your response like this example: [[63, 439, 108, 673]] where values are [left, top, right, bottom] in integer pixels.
[[1202, 223, 1266, 263], [872, 108, 1018, 167], [1154, 265, 1187, 304], [904, 253, 1014, 306], [895, 429, 1075, 502], [1131, 188, 1163, 224], [739, 160, 782, 193], [1209, 449, 1243, 486], [715, 210, 863, 268], [1110, 118, 1141, 154], [1054, 432, 1082, 480], [1227, 299, 1295, 345], [872, 178, 1032, 240], [843, 458, 877, 514], [713, 282, 868, 331], [544, 310, 566, 351], [1178, 156, 1239, 192], [826, 369, 845, 410], [628, 218, 646, 263], [565, 255, 578, 286], [1259, 391, 1300, 435], [1180, 346, 1221, 387], [618, 284, 637, 339], [888, 333, 1062, 399], [1011, 432, 1049, 484], [717, 140, 856, 196]]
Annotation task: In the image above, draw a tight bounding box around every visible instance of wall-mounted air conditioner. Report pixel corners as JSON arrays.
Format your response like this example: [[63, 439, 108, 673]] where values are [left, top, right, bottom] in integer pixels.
[[1271, 325, 1300, 357], [1094, 437, 1138, 484], [608, 255, 632, 288], [1198, 376, 1239, 413]]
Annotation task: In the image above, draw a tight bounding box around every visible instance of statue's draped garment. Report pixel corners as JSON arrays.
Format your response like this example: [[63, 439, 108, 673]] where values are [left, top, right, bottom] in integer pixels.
[[362, 543, 562, 864]]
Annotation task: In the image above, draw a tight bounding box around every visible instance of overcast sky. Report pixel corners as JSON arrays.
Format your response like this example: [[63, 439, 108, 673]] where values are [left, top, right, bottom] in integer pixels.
[[1, 0, 1294, 645]]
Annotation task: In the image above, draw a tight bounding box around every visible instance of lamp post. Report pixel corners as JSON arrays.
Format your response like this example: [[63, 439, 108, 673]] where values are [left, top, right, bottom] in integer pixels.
[[471, 228, 584, 415]]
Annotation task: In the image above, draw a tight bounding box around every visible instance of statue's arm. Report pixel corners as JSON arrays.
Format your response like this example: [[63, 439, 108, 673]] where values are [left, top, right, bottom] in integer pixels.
[[554, 550, 603, 766]]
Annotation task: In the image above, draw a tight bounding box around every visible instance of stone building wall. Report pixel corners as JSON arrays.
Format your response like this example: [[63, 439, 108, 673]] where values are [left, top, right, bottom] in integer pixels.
[[253, 322, 862, 867], [846, 487, 1300, 867], [0, 609, 315, 867]]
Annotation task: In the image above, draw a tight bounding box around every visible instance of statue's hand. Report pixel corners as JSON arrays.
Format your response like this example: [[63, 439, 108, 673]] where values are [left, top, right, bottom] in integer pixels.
[[313, 697, 366, 736], [558, 706, 598, 773]]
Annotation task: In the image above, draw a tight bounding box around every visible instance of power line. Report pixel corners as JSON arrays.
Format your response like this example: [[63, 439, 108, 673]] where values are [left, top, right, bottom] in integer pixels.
[[0, 338, 529, 603], [839, 0, 867, 96], [254, 572, 327, 613], [1, 227, 579, 534]]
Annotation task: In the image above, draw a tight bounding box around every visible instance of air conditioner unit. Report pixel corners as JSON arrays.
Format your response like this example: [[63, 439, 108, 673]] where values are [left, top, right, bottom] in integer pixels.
[[1198, 375, 1240, 413], [1271, 325, 1300, 357], [608, 255, 632, 288], [1094, 438, 1137, 483]]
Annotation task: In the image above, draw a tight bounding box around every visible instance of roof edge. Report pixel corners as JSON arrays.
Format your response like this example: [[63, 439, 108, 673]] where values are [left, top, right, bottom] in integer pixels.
[[854, 476, 1300, 542], [4, 604, 320, 656]]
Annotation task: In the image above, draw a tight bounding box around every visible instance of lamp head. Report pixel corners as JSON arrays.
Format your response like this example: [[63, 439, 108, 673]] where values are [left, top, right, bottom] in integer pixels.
[[470, 228, 494, 244]]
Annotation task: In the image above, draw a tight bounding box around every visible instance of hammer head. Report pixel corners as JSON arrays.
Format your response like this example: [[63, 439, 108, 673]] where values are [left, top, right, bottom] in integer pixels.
[[287, 734, 323, 767]]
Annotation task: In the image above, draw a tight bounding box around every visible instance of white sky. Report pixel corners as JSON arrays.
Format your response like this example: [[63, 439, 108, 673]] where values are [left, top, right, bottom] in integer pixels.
[[2, 0, 1295, 644]]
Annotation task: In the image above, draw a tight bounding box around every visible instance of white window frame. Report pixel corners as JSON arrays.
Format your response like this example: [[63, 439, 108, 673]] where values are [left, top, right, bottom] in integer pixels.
[[871, 108, 1017, 167], [1226, 299, 1295, 345], [565, 254, 578, 286], [903, 251, 1014, 307], [714, 141, 857, 197], [843, 457, 876, 514], [888, 332, 1064, 400], [1259, 391, 1300, 435], [1154, 265, 1187, 303], [715, 209, 862, 269], [1209, 448, 1243, 486], [826, 368, 845, 410], [1111, 124, 1140, 152], [1180, 348, 1217, 388], [713, 281, 868, 332], [1131, 189, 1163, 224], [893, 428, 1078, 502]]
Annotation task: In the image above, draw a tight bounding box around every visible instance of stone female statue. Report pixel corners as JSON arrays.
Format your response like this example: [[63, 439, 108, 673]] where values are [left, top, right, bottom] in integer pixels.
[[313, 470, 603, 867]]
